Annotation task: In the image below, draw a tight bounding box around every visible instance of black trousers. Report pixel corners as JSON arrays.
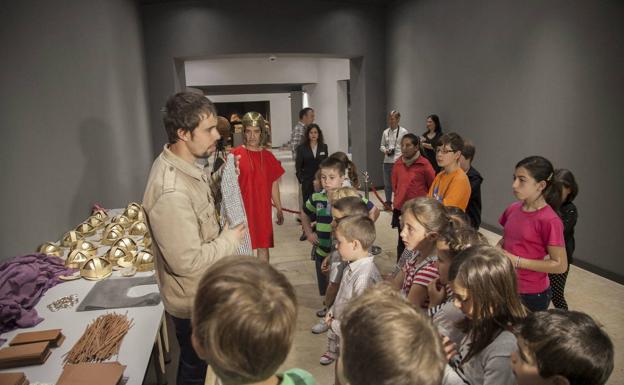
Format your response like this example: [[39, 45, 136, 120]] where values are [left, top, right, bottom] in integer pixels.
[[392, 209, 404, 261], [301, 179, 315, 206], [170, 314, 207, 385]]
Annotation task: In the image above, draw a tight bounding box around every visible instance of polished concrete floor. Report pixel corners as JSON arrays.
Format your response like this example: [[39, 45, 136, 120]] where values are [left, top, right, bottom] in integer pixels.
[[145, 150, 623, 385]]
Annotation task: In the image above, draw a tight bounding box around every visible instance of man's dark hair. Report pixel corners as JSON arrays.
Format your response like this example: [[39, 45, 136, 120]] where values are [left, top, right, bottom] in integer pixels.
[[401, 133, 420, 147], [437, 132, 465, 153], [518, 309, 614, 385], [299, 107, 314, 120], [163, 92, 217, 144], [461, 141, 476, 162]]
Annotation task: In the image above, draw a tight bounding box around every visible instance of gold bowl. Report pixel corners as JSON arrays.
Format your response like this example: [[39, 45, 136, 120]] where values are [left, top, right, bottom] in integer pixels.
[[129, 221, 148, 236], [38, 242, 62, 257], [80, 257, 112, 280], [60, 230, 83, 248]]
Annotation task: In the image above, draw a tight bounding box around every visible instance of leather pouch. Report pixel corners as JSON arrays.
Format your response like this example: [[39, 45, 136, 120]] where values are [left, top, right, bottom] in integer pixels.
[[0, 372, 29, 385], [56, 362, 126, 385], [9, 329, 65, 348], [0, 341, 51, 369]]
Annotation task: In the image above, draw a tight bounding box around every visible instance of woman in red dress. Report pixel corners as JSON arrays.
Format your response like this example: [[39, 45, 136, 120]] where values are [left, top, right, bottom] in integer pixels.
[[231, 112, 285, 262]]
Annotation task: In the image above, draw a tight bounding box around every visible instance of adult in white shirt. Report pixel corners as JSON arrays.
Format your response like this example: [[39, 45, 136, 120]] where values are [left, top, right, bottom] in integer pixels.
[[379, 110, 408, 207]]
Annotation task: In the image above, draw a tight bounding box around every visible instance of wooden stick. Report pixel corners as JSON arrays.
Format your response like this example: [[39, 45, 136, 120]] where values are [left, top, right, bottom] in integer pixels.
[[63, 312, 133, 365]]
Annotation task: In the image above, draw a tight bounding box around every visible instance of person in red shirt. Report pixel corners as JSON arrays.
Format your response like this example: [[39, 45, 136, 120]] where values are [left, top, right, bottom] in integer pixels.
[[231, 112, 285, 263], [391, 134, 436, 258]]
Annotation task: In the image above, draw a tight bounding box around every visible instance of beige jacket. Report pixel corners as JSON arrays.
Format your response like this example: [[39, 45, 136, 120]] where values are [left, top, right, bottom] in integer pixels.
[[142, 145, 239, 319]]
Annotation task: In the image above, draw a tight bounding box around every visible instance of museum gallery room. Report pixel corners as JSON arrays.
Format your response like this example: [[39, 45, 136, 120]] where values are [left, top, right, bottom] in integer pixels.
[[0, 1, 622, 385]]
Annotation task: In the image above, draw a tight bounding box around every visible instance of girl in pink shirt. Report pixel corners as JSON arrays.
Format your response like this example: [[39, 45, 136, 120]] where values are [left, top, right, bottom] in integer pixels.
[[497, 156, 567, 311]]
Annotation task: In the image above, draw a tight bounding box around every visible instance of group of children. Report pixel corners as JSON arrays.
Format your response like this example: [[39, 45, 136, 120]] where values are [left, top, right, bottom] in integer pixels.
[[185, 143, 612, 385]]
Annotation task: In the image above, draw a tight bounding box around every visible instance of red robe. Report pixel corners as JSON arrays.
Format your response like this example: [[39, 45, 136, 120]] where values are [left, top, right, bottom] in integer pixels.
[[231, 146, 285, 249]]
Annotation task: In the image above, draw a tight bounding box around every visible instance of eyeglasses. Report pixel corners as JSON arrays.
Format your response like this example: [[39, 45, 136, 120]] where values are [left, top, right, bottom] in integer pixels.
[[436, 147, 457, 154]]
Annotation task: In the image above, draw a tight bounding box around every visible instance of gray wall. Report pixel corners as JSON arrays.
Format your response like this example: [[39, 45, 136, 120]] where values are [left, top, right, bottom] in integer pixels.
[[387, 0, 624, 279], [139, 0, 387, 185], [0, 0, 153, 260]]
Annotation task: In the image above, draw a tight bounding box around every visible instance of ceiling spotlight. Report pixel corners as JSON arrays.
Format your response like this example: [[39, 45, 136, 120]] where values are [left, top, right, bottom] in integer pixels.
[[268, 55, 277, 62]]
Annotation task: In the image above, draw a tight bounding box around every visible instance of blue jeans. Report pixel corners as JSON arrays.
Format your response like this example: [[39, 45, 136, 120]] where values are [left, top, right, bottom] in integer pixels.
[[520, 287, 552, 312], [382, 162, 394, 204], [170, 314, 207, 385]]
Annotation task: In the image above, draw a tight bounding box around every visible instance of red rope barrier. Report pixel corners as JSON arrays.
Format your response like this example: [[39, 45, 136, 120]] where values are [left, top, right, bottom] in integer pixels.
[[280, 206, 301, 214], [369, 185, 392, 211]]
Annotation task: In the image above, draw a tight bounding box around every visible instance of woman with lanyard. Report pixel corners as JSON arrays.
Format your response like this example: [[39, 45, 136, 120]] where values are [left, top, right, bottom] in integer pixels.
[[232, 112, 285, 262], [421, 114, 443, 173], [379, 110, 408, 209], [427, 132, 471, 211]]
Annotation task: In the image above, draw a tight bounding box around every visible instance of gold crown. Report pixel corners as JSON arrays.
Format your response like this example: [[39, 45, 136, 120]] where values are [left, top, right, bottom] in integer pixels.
[[134, 250, 155, 272], [75, 222, 96, 237], [124, 202, 144, 222], [112, 215, 133, 229], [92, 209, 108, 221], [101, 224, 125, 245], [116, 252, 136, 268], [112, 237, 138, 253], [60, 230, 83, 248], [86, 216, 105, 229], [73, 240, 98, 256], [38, 242, 62, 257], [106, 245, 133, 266], [80, 257, 112, 280], [129, 221, 148, 236], [66, 249, 91, 269], [141, 234, 152, 248], [127, 202, 142, 212]]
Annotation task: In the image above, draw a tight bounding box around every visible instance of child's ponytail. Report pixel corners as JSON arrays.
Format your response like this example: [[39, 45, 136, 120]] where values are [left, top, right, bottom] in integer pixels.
[[543, 172, 563, 211]]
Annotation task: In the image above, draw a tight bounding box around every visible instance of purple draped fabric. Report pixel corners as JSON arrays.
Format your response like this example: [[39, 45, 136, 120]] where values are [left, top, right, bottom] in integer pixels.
[[0, 253, 76, 339]]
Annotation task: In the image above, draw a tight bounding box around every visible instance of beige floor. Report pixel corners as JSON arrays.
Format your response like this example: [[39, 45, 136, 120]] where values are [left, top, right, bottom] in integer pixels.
[[146, 150, 624, 385]]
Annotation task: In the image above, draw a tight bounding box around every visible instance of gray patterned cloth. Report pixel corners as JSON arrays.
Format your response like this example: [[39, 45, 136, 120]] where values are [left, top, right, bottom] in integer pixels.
[[219, 154, 253, 255]]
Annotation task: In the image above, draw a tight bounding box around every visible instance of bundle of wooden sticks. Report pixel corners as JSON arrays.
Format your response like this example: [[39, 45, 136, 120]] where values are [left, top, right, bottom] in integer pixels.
[[63, 313, 134, 365]]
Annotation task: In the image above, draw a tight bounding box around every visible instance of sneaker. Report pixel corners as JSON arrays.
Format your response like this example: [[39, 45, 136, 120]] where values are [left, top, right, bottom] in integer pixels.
[[299, 232, 307, 241], [319, 353, 336, 365], [311, 319, 329, 334], [316, 307, 327, 317]]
